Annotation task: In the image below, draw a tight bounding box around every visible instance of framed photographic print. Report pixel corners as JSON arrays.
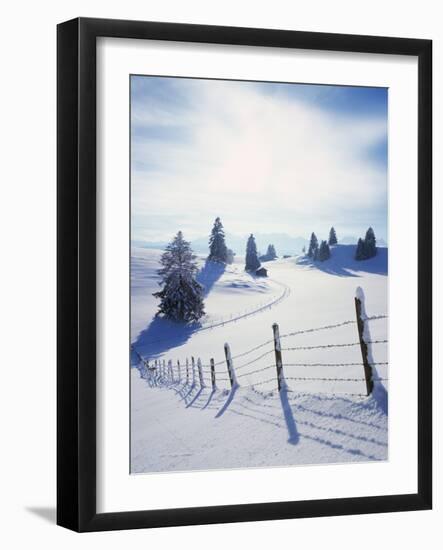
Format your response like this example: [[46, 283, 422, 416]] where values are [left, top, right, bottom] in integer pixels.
[[57, 18, 432, 531]]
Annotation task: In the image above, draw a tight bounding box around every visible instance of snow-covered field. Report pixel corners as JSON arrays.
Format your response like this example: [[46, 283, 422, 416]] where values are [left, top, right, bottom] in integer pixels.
[[131, 244, 388, 473]]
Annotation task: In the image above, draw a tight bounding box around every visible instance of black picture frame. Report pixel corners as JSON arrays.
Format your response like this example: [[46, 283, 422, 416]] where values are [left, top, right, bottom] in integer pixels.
[[57, 17, 432, 532]]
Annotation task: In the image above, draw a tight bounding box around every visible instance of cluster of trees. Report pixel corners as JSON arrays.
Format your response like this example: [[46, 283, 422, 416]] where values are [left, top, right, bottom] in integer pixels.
[[305, 226, 378, 262], [207, 218, 277, 273], [259, 244, 277, 262], [154, 220, 379, 321], [154, 217, 230, 322], [154, 217, 268, 322], [355, 227, 377, 260], [306, 227, 337, 262]]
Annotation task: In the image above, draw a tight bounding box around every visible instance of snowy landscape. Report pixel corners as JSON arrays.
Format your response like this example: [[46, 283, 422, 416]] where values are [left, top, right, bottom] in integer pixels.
[[130, 75, 388, 474], [131, 233, 388, 473]]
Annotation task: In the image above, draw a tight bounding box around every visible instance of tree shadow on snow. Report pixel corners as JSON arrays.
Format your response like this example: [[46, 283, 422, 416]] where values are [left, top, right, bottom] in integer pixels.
[[297, 246, 388, 278], [131, 260, 226, 365], [131, 316, 201, 364], [197, 259, 226, 295]]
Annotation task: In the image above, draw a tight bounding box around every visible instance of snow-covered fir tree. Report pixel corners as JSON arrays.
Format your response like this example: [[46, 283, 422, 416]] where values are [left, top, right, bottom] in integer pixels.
[[267, 244, 277, 260], [364, 227, 377, 258], [355, 238, 365, 260], [307, 232, 319, 258], [153, 231, 205, 322], [318, 240, 331, 261], [208, 217, 228, 263], [355, 227, 377, 261], [260, 244, 277, 261], [328, 227, 338, 246], [245, 234, 260, 272]]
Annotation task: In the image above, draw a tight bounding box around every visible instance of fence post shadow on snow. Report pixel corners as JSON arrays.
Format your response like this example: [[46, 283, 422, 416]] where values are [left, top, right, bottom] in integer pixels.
[[215, 384, 239, 418], [279, 388, 300, 444], [272, 323, 298, 444]]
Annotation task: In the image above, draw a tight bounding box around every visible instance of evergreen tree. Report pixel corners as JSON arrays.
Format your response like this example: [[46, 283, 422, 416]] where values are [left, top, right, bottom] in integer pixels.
[[268, 244, 277, 259], [313, 245, 319, 261], [318, 240, 331, 261], [364, 227, 377, 259], [355, 238, 365, 260], [245, 234, 260, 272], [153, 231, 205, 322], [355, 228, 377, 261], [208, 217, 228, 263], [307, 232, 319, 258], [328, 227, 338, 246], [260, 244, 277, 261]]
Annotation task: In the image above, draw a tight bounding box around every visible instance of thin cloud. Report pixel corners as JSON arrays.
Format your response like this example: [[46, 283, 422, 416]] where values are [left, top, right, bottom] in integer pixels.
[[131, 78, 387, 242]]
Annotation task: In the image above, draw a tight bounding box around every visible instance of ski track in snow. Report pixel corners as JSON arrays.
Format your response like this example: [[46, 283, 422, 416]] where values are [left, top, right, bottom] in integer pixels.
[[197, 278, 290, 331]]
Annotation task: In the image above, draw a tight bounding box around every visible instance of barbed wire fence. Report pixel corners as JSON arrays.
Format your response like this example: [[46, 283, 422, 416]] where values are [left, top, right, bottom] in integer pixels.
[[132, 290, 388, 399]]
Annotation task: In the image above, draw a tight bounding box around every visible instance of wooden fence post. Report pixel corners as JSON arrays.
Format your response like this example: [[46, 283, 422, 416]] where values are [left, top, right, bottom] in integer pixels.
[[145, 361, 152, 387], [177, 360, 181, 382], [186, 358, 189, 384], [153, 362, 157, 385], [272, 323, 288, 391], [355, 295, 374, 396], [163, 360, 166, 381], [197, 358, 205, 388], [168, 359, 173, 383], [210, 358, 216, 390], [191, 356, 196, 386], [224, 343, 238, 387]]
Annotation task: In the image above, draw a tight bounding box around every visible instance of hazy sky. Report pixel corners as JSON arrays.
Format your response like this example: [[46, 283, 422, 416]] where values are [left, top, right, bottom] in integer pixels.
[[131, 76, 388, 244]]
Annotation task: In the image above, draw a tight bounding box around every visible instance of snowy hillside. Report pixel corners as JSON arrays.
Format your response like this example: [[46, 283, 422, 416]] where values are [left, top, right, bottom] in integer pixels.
[[131, 244, 388, 473]]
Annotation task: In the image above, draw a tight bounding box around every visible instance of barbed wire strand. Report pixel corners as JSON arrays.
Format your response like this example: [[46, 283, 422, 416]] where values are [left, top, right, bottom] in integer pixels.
[[282, 339, 388, 351], [285, 376, 388, 382], [234, 349, 275, 370], [237, 365, 275, 378], [284, 361, 389, 367]]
